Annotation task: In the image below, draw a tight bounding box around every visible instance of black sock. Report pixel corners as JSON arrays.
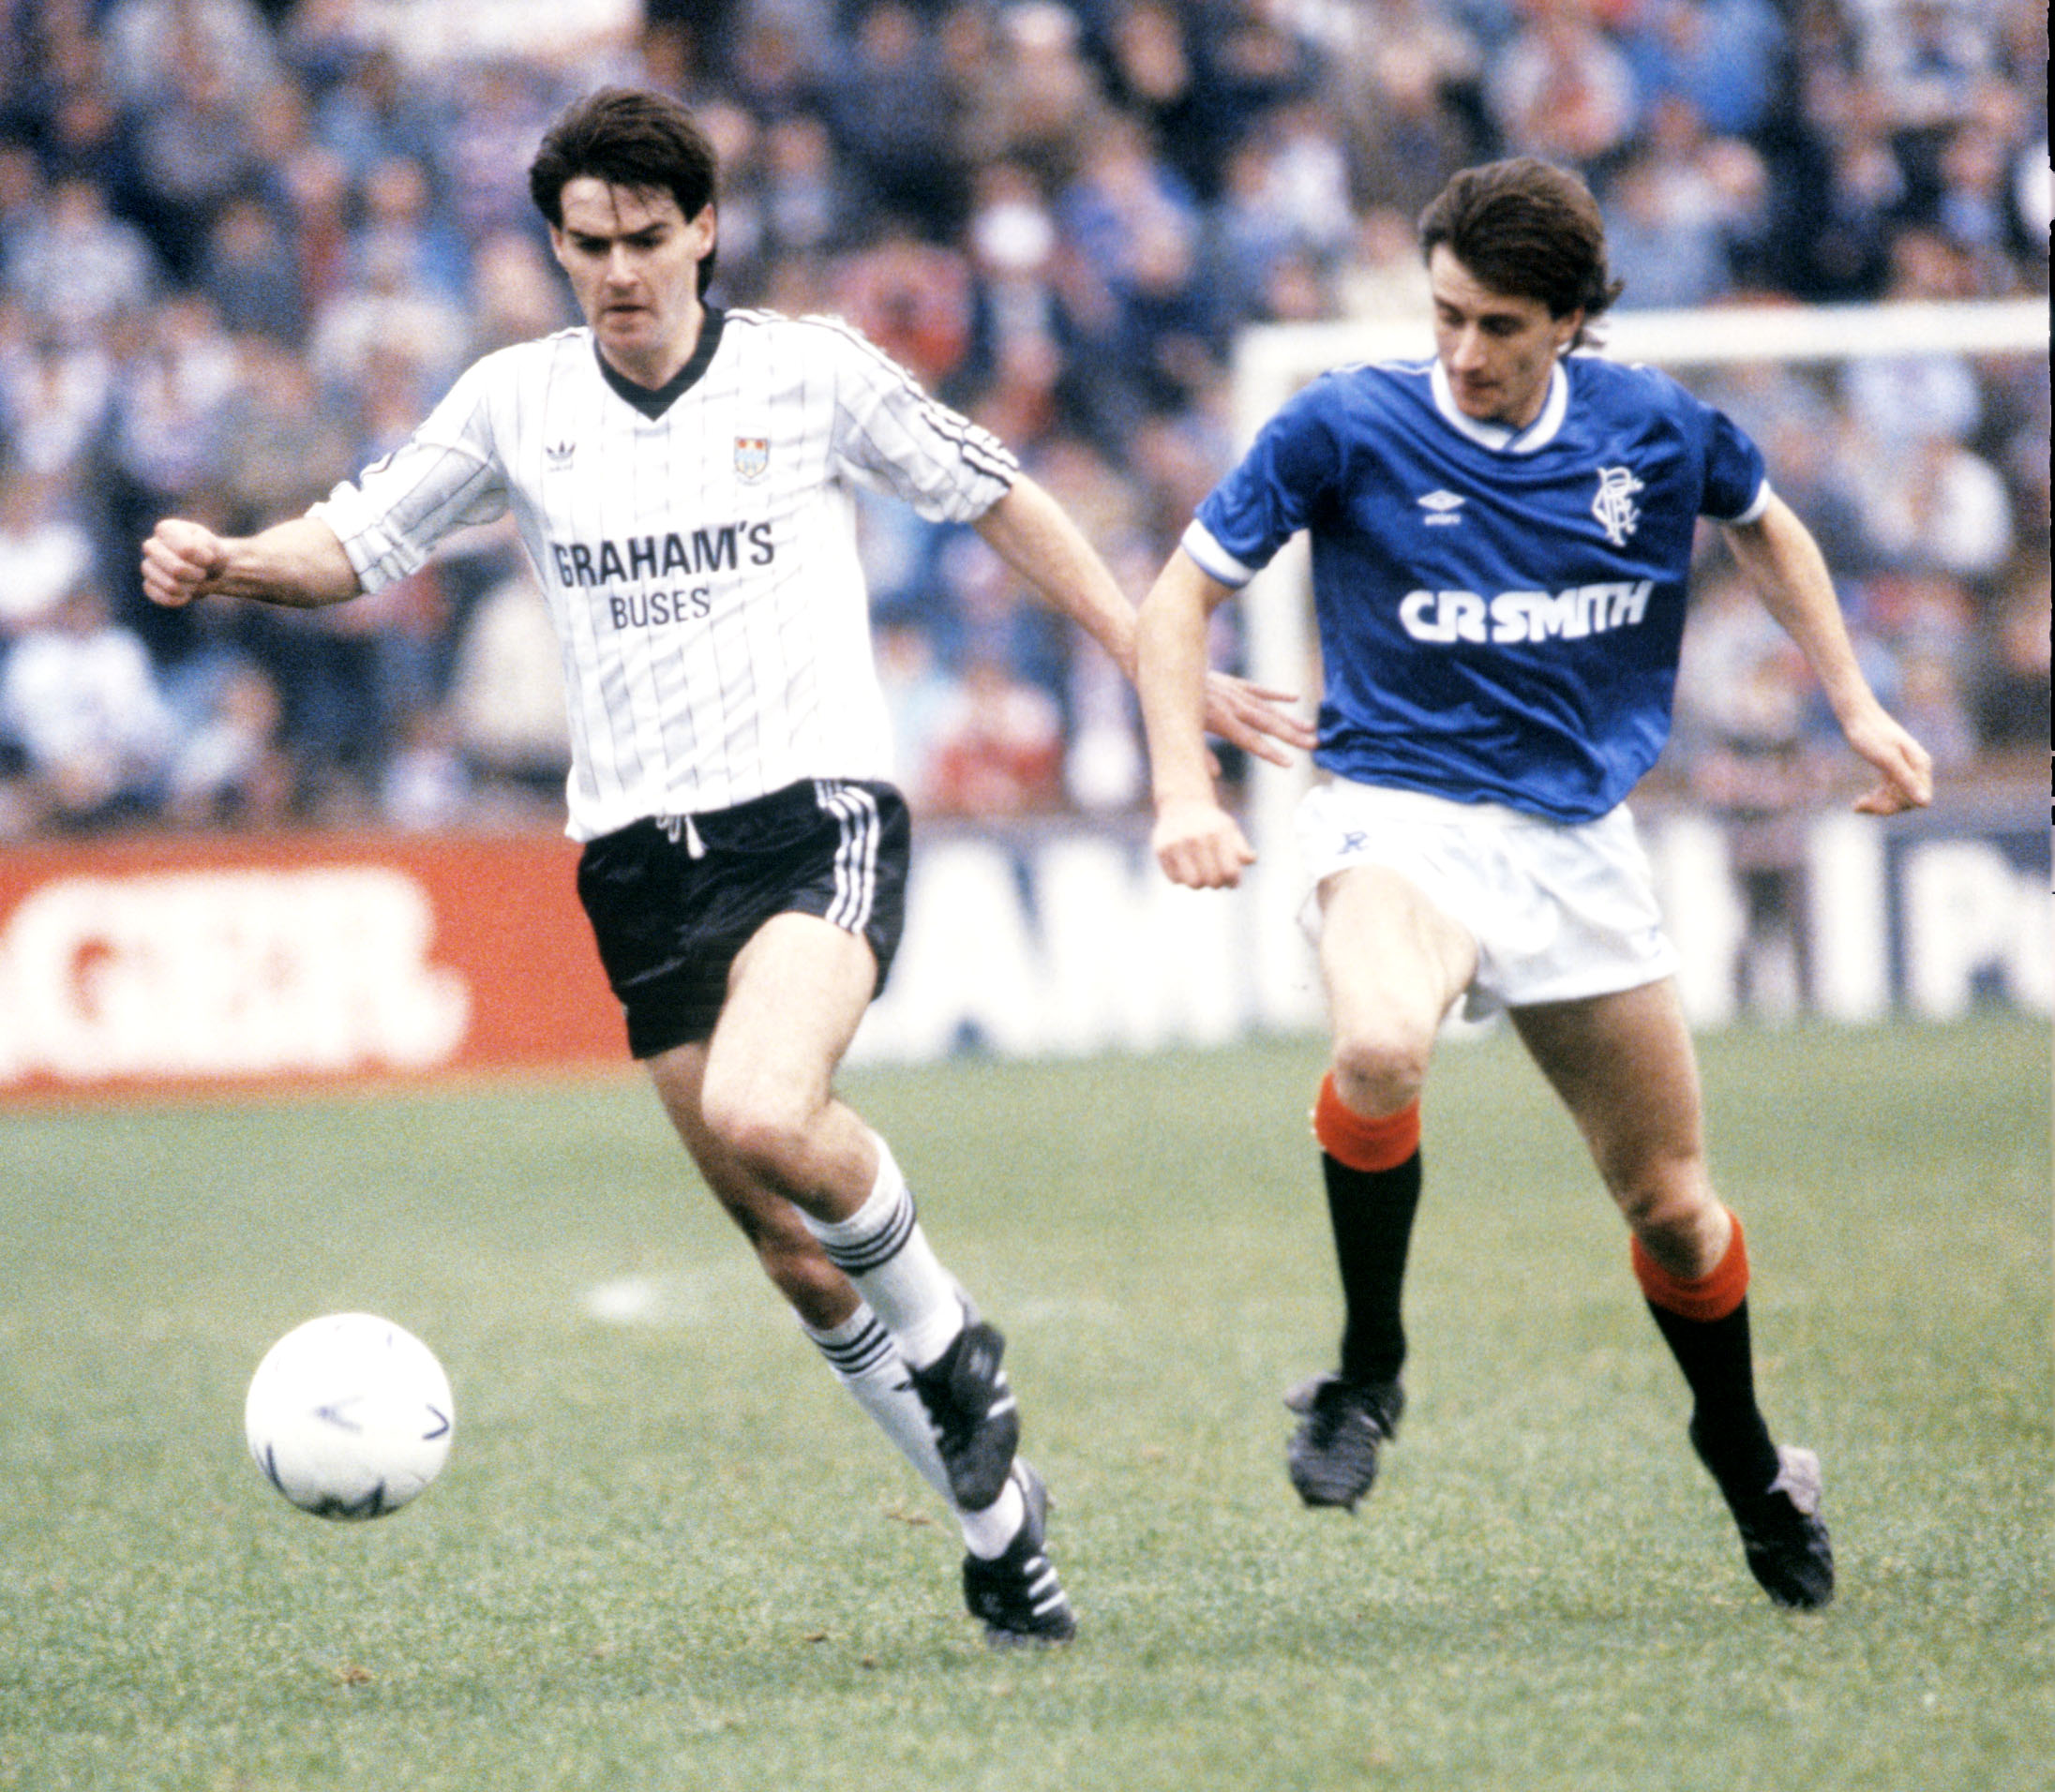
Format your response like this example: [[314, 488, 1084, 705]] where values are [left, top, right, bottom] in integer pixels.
[[1321, 1148, 1423, 1388], [1644, 1297, 1780, 1492]]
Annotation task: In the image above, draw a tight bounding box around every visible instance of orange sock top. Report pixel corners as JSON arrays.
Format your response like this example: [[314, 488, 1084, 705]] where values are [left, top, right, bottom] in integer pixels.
[[1632, 1211, 1750, 1322], [1313, 1071, 1421, 1174]]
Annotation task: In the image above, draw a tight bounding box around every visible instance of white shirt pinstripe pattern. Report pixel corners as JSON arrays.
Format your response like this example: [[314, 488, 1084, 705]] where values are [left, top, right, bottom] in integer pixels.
[[313, 308, 1016, 840]]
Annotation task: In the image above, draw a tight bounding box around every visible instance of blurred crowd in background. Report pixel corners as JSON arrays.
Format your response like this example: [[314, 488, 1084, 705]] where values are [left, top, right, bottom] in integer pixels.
[[0, 0, 2045, 841]]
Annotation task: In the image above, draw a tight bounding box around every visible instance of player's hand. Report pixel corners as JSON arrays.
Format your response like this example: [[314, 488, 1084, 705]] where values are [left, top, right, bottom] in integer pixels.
[[1844, 705, 1935, 815], [1152, 795, 1256, 889], [141, 518, 228, 608], [1201, 670, 1316, 769]]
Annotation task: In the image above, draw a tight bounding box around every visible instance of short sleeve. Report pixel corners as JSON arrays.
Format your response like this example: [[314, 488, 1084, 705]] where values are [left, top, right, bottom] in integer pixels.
[[1191, 380, 1345, 585], [311, 361, 512, 592], [1697, 400, 1770, 525], [825, 323, 1017, 524]]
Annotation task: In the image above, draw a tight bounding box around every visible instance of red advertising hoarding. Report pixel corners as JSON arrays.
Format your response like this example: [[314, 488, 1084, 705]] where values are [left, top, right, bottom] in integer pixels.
[[0, 831, 627, 1101]]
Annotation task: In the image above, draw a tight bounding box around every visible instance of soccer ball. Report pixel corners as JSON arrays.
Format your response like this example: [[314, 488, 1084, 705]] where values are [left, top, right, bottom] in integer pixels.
[[244, 1313, 454, 1520]]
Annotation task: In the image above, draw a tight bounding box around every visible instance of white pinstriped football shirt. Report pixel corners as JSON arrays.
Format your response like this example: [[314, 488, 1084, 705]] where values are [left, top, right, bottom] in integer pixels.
[[313, 307, 1017, 839]]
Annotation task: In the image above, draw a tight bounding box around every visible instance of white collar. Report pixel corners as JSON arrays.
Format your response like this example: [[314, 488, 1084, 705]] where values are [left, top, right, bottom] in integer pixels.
[[1429, 357, 1570, 455]]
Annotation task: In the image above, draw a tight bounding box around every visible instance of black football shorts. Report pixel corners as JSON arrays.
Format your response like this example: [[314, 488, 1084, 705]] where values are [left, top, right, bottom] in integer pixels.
[[576, 778, 910, 1058]]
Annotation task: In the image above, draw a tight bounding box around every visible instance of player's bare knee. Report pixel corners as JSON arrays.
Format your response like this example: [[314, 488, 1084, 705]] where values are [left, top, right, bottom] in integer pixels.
[[722, 1113, 813, 1187], [699, 1081, 815, 1187], [1329, 1029, 1430, 1119], [1615, 1172, 1717, 1259]]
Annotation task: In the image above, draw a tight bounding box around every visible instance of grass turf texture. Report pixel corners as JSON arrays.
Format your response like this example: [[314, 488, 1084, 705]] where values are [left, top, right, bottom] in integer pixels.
[[2, 1016, 2048, 1791]]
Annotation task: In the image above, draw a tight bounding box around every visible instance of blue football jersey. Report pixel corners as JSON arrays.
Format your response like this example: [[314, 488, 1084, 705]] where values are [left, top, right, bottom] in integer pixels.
[[1185, 352, 1770, 822]]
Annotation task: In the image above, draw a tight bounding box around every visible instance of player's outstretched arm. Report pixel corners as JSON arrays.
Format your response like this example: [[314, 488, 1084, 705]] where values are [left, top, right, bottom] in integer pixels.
[[973, 477, 1312, 769], [1721, 496, 1934, 815], [142, 515, 363, 612], [1137, 547, 1258, 889]]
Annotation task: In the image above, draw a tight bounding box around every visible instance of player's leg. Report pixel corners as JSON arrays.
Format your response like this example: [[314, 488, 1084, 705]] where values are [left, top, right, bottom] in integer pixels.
[[1289, 864, 1478, 1511], [648, 1038, 945, 1495], [705, 912, 1075, 1634], [581, 788, 1068, 1640], [647, 1028, 1064, 1634], [647, 1036, 857, 1327], [1510, 979, 1833, 1607], [695, 911, 1069, 1637], [689, 911, 1021, 1507]]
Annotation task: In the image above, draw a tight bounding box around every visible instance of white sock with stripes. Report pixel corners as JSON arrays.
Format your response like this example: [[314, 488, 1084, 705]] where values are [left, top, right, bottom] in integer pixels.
[[802, 1134, 965, 1370], [802, 1303, 1024, 1559]]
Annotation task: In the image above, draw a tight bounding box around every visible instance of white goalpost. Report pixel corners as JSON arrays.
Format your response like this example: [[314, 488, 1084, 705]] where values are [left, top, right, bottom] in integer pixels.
[[1227, 296, 2050, 1031]]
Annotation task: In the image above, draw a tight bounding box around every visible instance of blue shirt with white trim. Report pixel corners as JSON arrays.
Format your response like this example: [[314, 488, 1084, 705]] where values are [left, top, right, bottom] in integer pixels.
[[1186, 351, 1770, 822]]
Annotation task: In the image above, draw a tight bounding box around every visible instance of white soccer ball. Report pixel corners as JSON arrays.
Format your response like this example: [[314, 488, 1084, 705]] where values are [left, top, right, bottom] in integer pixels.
[[245, 1313, 454, 1520]]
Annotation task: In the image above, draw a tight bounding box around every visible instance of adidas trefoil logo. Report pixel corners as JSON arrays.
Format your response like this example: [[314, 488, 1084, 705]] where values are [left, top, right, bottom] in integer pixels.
[[1418, 489, 1465, 526], [546, 440, 576, 469]]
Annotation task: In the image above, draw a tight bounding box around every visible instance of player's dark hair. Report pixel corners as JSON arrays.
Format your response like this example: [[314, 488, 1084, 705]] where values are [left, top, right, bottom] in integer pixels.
[[1418, 159, 1624, 348], [530, 87, 720, 295]]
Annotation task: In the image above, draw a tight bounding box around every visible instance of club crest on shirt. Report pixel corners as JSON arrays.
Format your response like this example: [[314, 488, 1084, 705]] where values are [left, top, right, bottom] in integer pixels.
[[733, 437, 770, 482], [1592, 465, 1644, 546]]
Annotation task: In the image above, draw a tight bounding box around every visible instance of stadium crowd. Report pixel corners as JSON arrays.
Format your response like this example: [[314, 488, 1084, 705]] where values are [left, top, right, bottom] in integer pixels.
[[0, 0, 2045, 837]]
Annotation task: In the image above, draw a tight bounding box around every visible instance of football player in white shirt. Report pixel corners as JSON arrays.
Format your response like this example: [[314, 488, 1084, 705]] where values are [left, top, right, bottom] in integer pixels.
[[142, 86, 1312, 1646]]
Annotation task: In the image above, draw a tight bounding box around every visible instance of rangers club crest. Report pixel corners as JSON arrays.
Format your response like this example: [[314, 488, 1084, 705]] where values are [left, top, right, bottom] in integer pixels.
[[1592, 465, 1644, 546], [733, 437, 770, 482]]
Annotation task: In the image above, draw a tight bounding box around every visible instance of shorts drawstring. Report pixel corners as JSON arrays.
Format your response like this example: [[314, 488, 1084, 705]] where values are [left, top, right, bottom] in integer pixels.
[[657, 813, 707, 858]]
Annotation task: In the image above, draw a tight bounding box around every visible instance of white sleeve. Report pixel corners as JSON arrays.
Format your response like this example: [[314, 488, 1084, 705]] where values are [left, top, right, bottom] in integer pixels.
[[310, 360, 512, 592], [823, 323, 1016, 524]]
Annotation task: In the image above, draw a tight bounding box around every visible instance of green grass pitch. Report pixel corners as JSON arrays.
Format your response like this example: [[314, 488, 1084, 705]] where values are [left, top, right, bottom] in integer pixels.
[[2, 1016, 2048, 1791]]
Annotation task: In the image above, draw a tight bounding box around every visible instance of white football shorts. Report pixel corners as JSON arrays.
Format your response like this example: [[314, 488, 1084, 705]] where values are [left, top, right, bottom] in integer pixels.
[[1295, 778, 1678, 1020]]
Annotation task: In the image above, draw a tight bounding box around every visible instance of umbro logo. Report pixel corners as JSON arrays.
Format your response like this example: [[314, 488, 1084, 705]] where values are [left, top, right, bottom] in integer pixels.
[[546, 441, 576, 468], [1418, 489, 1465, 526]]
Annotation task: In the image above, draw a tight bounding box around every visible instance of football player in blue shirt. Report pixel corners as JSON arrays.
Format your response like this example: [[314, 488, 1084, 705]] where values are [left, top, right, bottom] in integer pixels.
[[1136, 158, 1932, 1609]]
